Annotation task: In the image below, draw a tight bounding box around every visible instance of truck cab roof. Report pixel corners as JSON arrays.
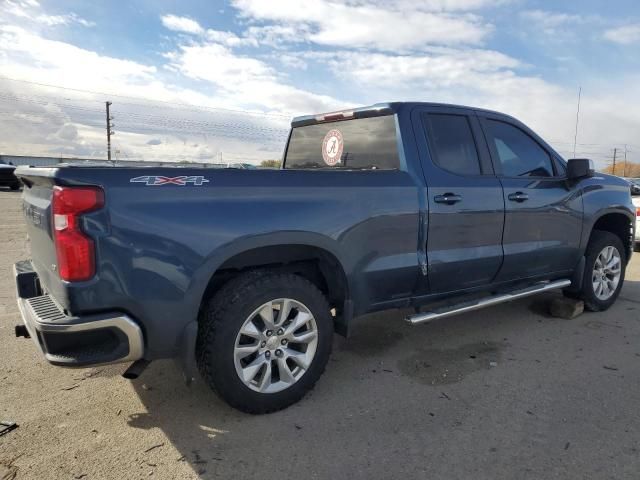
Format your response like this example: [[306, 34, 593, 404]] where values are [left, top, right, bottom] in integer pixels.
[[292, 101, 519, 127]]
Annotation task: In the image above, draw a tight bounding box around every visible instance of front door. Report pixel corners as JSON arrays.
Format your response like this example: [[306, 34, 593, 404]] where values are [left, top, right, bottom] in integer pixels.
[[413, 106, 505, 294], [478, 115, 583, 281]]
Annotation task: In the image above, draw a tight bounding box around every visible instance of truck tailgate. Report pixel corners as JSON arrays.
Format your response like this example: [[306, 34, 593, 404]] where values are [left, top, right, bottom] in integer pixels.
[[20, 171, 59, 290]]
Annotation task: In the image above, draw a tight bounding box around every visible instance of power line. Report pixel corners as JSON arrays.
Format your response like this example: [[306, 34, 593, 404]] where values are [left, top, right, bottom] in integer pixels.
[[0, 75, 292, 118], [0, 94, 290, 135]]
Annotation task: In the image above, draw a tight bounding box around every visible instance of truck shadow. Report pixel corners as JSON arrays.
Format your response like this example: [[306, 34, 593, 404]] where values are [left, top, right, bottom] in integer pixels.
[[127, 280, 640, 478]]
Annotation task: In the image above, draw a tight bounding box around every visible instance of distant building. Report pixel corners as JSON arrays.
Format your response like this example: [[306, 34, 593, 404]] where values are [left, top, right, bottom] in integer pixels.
[[0, 154, 254, 169]]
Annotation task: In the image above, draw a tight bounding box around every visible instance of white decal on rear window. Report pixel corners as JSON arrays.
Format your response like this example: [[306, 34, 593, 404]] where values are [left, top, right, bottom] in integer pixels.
[[322, 129, 343, 166]]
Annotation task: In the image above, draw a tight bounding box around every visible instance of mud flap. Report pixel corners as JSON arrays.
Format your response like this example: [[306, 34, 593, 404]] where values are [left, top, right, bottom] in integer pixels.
[[175, 321, 198, 386], [334, 299, 353, 338], [566, 256, 586, 293]]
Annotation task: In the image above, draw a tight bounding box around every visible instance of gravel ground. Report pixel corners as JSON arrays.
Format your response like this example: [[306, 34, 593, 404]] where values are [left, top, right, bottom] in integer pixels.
[[1, 188, 640, 479]]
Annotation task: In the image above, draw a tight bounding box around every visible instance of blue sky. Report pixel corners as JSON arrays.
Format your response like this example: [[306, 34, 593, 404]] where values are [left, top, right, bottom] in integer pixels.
[[1, 0, 639, 165]]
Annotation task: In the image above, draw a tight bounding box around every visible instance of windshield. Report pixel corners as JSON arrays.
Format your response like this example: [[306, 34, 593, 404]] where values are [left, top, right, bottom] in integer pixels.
[[284, 115, 400, 170]]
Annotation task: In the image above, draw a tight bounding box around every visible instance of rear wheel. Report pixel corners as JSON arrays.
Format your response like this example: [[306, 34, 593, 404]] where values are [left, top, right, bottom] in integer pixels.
[[565, 230, 626, 311], [197, 271, 333, 414]]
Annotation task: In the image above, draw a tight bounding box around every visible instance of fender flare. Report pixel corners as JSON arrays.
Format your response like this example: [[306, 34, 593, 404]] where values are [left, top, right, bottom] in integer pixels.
[[181, 231, 353, 339]]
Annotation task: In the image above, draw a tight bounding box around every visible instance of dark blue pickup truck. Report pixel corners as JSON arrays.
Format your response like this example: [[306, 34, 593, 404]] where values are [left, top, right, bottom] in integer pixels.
[[14, 102, 635, 413]]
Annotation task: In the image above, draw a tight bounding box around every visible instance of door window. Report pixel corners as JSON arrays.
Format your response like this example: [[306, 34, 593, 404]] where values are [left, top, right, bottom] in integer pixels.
[[486, 120, 554, 177], [423, 114, 481, 175]]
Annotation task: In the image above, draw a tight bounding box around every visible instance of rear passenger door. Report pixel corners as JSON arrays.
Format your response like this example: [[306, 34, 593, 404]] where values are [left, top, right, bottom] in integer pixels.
[[412, 106, 505, 294], [478, 114, 583, 281]]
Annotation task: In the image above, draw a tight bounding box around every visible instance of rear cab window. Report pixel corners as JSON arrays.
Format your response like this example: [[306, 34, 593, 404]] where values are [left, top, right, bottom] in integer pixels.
[[423, 113, 481, 176], [284, 115, 400, 170]]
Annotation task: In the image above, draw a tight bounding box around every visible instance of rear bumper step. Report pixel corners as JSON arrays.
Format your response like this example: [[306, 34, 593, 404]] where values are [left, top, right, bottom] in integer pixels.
[[14, 261, 144, 367], [406, 279, 572, 325]]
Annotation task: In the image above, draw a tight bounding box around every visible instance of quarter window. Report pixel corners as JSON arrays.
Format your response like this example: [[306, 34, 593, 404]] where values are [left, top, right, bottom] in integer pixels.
[[486, 120, 554, 177], [424, 114, 481, 175]]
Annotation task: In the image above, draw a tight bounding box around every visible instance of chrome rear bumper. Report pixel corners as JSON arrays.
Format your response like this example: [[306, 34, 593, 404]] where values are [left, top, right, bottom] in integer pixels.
[[14, 260, 144, 367]]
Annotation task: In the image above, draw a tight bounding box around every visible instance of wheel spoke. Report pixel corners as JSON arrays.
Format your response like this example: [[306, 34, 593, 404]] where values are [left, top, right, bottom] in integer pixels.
[[239, 321, 262, 340], [605, 258, 620, 273], [593, 280, 602, 297], [290, 329, 317, 344], [285, 348, 312, 370], [259, 302, 276, 329], [285, 311, 312, 336], [275, 357, 296, 384], [276, 299, 292, 326], [256, 361, 272, 392], [241, 354, 268, 383], [235, 343, 259, 360], [595, 256, 604, 270]]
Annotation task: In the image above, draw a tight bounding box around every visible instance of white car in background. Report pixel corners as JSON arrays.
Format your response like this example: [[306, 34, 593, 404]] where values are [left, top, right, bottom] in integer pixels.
[[634, 195, 640, 251]]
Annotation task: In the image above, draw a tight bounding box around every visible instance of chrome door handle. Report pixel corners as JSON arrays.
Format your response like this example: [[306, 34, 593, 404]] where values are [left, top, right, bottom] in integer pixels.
[[508, 192, 529, 202], [434, 193, 462, 205]]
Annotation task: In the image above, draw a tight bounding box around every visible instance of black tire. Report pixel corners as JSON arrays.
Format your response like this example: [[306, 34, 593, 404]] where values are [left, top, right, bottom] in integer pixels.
[[634, 242, 640, 253], [197, 271, 333, 414], [10, 184, 20, 191], [564, 230, 626, 311]]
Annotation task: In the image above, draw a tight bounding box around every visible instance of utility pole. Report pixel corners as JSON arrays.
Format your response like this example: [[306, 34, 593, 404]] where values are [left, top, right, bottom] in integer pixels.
[[612, 147, 618, 176], [623, 145, 628, 177], [106, 101, 114, 162]]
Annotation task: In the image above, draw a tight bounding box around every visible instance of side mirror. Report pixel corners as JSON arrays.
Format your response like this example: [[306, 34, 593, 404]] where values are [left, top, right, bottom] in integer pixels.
[[567, 158, 594, 180]]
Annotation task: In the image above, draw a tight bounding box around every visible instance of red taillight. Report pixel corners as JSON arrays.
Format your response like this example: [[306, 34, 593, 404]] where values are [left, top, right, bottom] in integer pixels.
[[636, 207, 640, 217], [52, 186, 104, 281]]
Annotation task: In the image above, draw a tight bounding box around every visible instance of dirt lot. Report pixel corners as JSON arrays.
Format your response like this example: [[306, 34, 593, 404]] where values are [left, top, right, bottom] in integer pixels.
[[1, 188, 640, 479]]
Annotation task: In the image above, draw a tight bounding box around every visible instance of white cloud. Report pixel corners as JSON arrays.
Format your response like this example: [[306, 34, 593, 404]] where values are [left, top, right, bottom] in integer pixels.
[[231, 0, 492, 50], [35, 13, 94, 27], [54, 123, 78, 141], [392, 0, 510, 11], [276, 53, 308, 70], [302, 46, 640, 168], [520, 10, 588, 35], [2, 1, 639, 170], [0, 25, 157, 86], [205, 29, 256, 47], [604, 23, 640, 45], [316, 48, 521, 89], [164, 40, 344, 113], [244, 24, 310, 48], [1, 0, 94, 27], [0, 25, 292, 162], [520, 9, 585, 28], [160, 14, 204, 35], [159, 14, 258, 47]]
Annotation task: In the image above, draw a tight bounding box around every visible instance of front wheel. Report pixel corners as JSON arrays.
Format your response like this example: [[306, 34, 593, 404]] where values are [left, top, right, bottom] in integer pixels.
[[197, 271, 333, 414], [565, 230, 626, 311]]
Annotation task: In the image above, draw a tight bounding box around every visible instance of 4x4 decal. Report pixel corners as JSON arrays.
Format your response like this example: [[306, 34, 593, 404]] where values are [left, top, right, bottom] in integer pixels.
[[129, 175, 209, 186]]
